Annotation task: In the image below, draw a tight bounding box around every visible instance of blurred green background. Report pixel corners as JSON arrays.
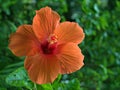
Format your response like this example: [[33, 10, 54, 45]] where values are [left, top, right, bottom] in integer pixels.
[[0, 0, 120, 90]]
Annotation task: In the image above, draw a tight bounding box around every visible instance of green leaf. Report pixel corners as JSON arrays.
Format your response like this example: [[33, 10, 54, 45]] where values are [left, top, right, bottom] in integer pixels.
[[0, 87, 7, 90], [5, 67, 33, 89], [63, 78, 81, 90], [37, 83, 53, 90], [0, 61, 24, 75], [54, 78, 81, 90], [0, 75, 8, 89], [52, 74, 62, 88]]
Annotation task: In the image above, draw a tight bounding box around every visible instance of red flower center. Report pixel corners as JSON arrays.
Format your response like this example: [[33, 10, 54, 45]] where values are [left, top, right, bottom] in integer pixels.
[[41, 34, 58, 54]]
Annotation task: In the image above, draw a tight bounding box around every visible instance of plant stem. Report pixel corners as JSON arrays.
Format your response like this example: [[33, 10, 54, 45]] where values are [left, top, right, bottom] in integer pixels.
[[34, 83, 37, 90]]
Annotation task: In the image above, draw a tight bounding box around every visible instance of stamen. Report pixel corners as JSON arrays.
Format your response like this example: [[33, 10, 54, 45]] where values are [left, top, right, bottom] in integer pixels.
[[47, 34, 58, 45], [41, 34, 58, 54]]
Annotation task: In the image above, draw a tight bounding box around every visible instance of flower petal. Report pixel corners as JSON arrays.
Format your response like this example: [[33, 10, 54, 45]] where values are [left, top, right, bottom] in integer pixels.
[[24, 54, 60, 84], [9, 25, 40, 56], [54, 22, 85, 44], [57, 43, 84, 74], [33, 7, 60, 41]]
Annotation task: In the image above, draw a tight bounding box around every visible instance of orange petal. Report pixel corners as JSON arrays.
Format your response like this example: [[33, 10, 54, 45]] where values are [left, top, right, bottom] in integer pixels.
[[33, 7, 60, 41], [24, 54, 60, 84], [54, 22, 85, 44], [57, 43, 84, 74], [9, 25, 40, 56]]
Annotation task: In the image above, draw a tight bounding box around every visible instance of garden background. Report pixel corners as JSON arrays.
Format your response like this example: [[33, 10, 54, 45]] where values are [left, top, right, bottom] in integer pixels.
[[0, 0, 120, 90]]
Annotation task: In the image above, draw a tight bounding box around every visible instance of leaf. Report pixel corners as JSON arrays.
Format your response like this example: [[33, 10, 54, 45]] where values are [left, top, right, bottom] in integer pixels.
[[0, 75, 8, 89], [53, 78, 81, 90], [52, 74, 62, 88], [62, 78, 81, 90], [0, 61, 24, 75], [5, 67, 33, 89], [37, 83, 53, 90], [0, 87, 7, 90]]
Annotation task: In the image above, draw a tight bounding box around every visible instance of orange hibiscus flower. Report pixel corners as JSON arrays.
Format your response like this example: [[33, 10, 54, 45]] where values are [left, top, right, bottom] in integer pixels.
[[9, 7, 85, 84]]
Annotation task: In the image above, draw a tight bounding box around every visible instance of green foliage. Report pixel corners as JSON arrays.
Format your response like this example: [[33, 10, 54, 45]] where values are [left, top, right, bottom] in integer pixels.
[[37, 83, 53, 90], [0, 0, 120, 90], [60, 78, 81, 90], [6, 67, 33, 89]]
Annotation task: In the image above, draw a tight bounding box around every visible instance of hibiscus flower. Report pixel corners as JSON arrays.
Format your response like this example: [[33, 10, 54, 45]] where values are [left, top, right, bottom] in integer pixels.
[[9, 7, 85, 84]]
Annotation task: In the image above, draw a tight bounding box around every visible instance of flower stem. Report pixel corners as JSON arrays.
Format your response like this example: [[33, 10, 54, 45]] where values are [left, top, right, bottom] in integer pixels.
[[34, 83, 37, 90]]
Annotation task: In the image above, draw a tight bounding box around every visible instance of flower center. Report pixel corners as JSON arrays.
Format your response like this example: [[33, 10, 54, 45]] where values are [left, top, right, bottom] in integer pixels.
[[41, 34, 58, 54]]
